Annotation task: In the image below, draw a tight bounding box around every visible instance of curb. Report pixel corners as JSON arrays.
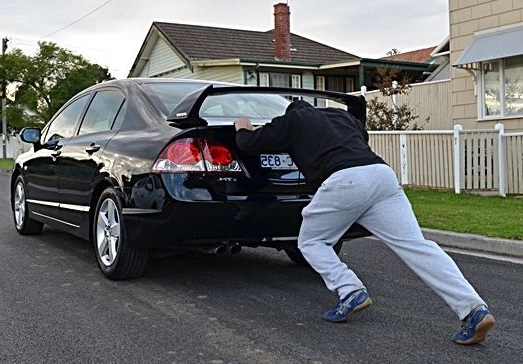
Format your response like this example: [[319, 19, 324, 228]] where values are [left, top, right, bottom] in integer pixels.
[[422, 228, 523, 258]]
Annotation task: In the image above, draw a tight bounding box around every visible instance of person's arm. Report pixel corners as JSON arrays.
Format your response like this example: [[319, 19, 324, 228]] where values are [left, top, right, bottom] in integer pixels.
[[235, 115, 292, 155]]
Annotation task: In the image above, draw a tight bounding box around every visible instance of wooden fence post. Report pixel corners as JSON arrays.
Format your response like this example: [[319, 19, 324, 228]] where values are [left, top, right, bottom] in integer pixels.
[[495, 123, 506, 197], [400, 133, 408, 185], [453, 124, 463, 194]]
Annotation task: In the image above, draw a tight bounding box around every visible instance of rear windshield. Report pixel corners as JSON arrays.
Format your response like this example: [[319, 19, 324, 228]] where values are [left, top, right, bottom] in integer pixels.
[[143, 82, 290, 120]]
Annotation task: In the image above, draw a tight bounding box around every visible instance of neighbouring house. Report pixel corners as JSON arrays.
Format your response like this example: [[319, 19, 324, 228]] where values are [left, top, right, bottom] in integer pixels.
[[128, 2, 435, 104], [381, 40, 451, 82], [450, 0, 523, 131]]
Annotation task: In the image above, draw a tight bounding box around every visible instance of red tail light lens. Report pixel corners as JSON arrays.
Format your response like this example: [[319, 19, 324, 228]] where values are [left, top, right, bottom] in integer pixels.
[[152, 138, 241, 173]]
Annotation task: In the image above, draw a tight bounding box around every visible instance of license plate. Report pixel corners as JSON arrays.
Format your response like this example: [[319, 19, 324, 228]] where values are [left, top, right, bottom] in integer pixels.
[[260, 154, 298, 170]]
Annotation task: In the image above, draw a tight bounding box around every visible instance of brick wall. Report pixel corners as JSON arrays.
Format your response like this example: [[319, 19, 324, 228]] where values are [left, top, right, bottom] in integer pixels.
[[450, 0, 523, 131]]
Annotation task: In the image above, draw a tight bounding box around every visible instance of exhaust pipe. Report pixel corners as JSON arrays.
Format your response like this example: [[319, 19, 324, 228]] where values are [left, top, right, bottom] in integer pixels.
[[228, 243, 242, 255], [187, 245, 227, 255], [184, 242, 241, 255]]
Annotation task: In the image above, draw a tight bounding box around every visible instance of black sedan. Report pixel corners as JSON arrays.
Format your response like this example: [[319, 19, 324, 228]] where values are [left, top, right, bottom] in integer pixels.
[[11, 78, 369, 279]]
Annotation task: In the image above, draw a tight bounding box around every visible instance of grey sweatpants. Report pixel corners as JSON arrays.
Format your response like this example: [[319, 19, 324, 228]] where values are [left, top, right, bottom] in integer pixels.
[[297, 164, 486, 320]]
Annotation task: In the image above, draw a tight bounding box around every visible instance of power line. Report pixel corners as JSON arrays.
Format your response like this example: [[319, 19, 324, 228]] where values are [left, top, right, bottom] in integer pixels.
[[40, 0, 114, 39]]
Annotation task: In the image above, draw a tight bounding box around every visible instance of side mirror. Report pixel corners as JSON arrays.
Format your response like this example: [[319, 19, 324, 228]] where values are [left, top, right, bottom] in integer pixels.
[[20, 128, 41, 144]]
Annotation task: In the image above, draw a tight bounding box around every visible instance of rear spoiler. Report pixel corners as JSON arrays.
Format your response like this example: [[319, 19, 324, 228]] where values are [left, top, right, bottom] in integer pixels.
[[167, 85, 366, 127]]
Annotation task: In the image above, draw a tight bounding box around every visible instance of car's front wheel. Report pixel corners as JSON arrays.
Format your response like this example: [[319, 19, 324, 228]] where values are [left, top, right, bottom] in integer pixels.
[[93, 188, 148, 280], [284, 240, 344, 267], [13, 176, 44, 235]]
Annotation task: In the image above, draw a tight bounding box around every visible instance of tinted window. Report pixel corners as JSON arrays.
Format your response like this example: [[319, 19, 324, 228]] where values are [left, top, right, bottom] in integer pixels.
[[43, 94, 90, 144], [79, 90, 125, 135]]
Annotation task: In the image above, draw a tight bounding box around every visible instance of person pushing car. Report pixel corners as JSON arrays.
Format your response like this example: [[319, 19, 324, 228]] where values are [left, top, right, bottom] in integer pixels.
[[234, 99, 495, 345]]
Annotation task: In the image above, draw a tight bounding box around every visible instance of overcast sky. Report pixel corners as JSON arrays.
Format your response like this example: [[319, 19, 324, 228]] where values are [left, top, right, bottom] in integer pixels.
[[1, 0, 449, 79]]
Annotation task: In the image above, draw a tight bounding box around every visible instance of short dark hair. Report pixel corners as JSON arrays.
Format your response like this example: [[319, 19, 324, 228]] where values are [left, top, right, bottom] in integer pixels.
[[285, 100, 312, 114]]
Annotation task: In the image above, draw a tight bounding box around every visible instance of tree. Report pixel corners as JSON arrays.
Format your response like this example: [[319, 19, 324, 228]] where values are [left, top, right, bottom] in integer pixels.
[[386, 48, 401, 56], [1, 41, 113, 131], [366, 68, 428, 131]]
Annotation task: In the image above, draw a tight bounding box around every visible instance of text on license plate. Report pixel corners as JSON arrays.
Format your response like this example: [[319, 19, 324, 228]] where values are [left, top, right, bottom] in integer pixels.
[[260, 154, 298, 170]]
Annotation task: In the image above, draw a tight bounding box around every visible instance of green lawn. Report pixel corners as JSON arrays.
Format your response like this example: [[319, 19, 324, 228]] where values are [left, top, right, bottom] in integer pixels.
[[0, 158, 520, 240], [0, 159, 13, 171], [405, 188, 522, 240]]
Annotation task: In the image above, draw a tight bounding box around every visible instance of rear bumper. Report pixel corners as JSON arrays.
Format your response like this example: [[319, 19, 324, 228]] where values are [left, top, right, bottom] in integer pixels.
[[123, 198, 370, 249], [123, 198, 306, 248], [122, 173, 370, 249]]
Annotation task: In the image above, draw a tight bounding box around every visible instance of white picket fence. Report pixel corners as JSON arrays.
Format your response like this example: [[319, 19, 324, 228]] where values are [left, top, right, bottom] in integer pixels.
[[369, 124, 523, 196], [2, 133, 31, 159], [3, 125, 522, 195]]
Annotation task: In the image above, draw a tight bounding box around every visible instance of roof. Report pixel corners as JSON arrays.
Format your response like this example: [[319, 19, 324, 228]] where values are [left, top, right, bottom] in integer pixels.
[[380, 46, 436, 63], [153, 22, 360, 66], [454, 25, 523, 66]]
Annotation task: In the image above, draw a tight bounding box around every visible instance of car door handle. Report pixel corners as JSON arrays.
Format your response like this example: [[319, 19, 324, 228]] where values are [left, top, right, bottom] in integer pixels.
[[85, 143, 101, 154]]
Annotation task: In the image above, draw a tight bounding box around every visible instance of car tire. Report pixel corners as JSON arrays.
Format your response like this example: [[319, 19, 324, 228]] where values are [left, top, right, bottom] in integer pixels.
[[284, 240, 344, 267], [13, 176, 44, 235], [93, 188, 148, 280]]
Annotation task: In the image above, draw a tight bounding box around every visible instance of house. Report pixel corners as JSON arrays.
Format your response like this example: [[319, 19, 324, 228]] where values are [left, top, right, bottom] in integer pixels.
[[380, 41, 451, 83], [128, 3, 435, 100], [450, 0, 523, 131]]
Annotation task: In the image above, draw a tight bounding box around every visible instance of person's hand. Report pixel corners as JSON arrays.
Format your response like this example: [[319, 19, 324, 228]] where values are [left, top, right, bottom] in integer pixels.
[[235, 117, 254, 131]]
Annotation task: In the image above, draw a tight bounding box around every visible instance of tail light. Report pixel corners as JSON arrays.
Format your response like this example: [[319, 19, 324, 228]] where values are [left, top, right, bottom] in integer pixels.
[[152, 138, 241, 173]]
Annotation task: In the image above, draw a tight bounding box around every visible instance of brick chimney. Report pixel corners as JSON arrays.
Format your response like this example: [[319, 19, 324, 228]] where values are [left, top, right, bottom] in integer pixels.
[[273, 3, 291, 61]]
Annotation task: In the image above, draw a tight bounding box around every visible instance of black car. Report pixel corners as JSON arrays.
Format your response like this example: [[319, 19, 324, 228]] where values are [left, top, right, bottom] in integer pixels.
[[11, 78, 370, 279]]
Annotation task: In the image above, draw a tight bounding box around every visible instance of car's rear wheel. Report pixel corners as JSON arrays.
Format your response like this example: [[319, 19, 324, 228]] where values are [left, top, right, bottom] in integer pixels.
[[284, 240, 344, 267], [13, 176, 44, 235], [93, 188, 148, 280]]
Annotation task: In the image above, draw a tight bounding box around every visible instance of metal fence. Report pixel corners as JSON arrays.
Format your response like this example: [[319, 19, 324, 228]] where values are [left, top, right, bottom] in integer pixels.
[[369, 124, 523, 195]]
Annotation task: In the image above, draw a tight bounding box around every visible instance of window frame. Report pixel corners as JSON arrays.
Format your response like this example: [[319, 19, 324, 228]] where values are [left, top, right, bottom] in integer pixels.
[[77, 89, 126, 136], [478, 55, 523, 120], [41, 94, 91, 145]]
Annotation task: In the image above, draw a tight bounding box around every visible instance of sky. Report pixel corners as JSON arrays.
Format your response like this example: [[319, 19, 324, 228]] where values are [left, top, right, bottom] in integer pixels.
[[1, 0, 449, 79]]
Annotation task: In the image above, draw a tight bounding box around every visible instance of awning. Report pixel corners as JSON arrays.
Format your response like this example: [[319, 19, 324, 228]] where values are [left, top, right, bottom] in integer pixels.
[[454, 25, 523, 66]]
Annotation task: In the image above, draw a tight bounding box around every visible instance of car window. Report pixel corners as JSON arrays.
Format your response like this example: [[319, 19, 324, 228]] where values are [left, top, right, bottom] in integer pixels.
[[42, 94, 90, 144], [201, 93, 289, 119], [78, 90, 125, 135], [143, 82, 289, 120]]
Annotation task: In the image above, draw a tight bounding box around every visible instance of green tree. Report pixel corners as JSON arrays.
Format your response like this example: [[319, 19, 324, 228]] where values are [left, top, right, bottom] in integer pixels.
[[1, 41, 112, 131], [366, 68, 428, 131]]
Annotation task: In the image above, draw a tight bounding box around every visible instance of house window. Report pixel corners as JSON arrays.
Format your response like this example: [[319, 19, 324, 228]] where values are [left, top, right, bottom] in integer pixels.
[[316, 76, 325, 91], [260, 73, 270, 87], [327, 76, 344, 93], [315, 76, 326, 107], [480, 55, 523, 118], [259, 72, 299, 88], [346, 77, 355, 92], [291, 74, 301, 88], [270, 73, 290, 87]]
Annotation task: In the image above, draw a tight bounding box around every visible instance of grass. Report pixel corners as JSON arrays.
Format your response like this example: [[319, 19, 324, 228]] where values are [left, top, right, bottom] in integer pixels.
[[405, 188, 522, 240], [0, 158, 520, 240], [0, 159, 13, 171]]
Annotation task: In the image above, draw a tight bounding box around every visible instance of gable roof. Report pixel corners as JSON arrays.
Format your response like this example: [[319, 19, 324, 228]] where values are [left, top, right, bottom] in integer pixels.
[[151, 21, 360, 66], [380, 46, 436, 63]]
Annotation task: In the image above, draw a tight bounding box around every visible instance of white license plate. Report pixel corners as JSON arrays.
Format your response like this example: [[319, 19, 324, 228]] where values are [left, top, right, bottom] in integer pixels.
[[260, 154, 298, 170]]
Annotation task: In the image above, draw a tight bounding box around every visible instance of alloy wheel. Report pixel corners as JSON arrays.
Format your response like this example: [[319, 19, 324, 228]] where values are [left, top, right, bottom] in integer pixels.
[[96, 198, 121, 267], [14, 182, 26, 229]]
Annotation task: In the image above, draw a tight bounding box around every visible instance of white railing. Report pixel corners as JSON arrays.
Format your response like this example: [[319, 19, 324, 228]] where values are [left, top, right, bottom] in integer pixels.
[[369, 124, 523, 196]]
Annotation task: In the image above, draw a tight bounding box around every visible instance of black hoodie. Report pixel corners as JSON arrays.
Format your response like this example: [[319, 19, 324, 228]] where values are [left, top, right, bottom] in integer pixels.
[[236, 100, 386, 190]]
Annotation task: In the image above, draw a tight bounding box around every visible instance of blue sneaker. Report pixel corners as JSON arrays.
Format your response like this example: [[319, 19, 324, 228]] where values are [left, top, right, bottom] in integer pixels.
[[323, 289, 373, 323], [452, 305, 496, 345]]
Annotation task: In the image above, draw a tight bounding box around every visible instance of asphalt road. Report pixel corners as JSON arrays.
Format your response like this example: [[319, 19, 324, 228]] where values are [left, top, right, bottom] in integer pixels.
[[1, 172, 522, 363]]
